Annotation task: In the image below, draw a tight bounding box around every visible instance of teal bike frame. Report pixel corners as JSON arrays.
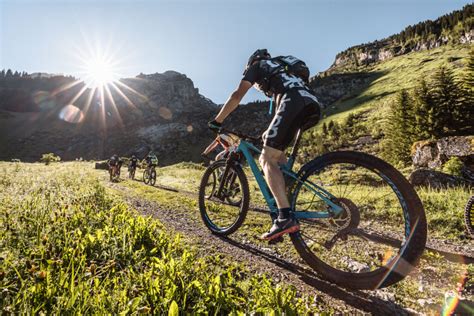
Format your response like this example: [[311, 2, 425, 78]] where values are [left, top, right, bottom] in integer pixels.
[[234, 135, 344, 219]]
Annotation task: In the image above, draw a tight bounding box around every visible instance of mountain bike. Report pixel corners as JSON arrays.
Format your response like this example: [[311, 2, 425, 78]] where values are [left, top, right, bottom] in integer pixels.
[[465, 195, 474, 237], [143, 166, 156, 186], [198, 127, 427, 290]]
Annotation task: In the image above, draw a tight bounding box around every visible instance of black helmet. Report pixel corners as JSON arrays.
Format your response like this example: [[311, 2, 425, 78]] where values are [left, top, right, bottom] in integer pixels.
[[245, 49, 271, 71]]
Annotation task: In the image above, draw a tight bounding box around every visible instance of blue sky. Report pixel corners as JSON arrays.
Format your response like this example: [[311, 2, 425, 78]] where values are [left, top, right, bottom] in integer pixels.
[[0, 0, 471, 103]]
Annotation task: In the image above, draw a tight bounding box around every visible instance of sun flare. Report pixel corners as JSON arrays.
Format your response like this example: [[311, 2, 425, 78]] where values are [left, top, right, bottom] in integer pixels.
[[53, 38, 146, 126], [82, 56, 119, 88]]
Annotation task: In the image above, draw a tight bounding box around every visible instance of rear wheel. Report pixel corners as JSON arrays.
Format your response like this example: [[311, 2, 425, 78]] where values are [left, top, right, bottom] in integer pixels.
[[199, 160, 249, 235], [465, 196, 474, 238], [289, 151, 427, 289]]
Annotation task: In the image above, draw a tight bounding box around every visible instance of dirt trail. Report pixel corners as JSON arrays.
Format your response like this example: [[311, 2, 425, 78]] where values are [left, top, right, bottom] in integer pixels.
[[109, 182, 418, 314], [153, 183, 474, 265]]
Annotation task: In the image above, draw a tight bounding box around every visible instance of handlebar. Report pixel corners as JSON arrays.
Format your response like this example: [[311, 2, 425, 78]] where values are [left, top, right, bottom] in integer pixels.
[[218, 127, 262, 146]]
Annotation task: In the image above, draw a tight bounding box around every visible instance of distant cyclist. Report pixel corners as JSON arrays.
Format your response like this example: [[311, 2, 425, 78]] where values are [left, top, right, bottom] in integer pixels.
[[107, 154, 123, 181], [145, 152, 158, 169], [128, 155, 138, 179], [208, 49, 321, 241], [142, 152, 158, 185]]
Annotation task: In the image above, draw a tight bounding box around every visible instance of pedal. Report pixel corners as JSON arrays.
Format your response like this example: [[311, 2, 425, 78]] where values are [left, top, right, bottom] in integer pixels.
[[268, 235, 284, 245]]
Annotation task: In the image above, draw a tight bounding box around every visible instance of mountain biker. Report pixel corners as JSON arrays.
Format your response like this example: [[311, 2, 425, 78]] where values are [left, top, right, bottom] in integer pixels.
[[145, 152, 158, 169], [208, 49, 321, 241], [108, 154, 123, 178], [128, 154, 138, 175]]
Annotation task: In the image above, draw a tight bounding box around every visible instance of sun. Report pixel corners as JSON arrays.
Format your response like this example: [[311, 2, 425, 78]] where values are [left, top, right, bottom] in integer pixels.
[[82, 56, 119, 88]]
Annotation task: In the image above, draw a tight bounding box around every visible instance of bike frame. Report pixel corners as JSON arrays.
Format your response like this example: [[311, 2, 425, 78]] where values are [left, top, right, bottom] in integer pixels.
[[232, 131, 344, 219]]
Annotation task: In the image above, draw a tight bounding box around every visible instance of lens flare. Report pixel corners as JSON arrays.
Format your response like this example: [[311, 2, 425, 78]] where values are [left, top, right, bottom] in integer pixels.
[[33, 91, 56, 111], [50, 36, 146, 130], [158, 107, 173, 120], [59, 104, 84, 124]]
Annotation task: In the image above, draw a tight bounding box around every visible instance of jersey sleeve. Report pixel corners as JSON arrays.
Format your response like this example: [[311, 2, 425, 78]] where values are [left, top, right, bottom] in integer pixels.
[[242, 62, 261, 84]]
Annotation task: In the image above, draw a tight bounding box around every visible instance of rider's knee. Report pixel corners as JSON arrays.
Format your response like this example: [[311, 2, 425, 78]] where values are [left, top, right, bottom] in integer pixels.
[[259, 150, 280, 169]]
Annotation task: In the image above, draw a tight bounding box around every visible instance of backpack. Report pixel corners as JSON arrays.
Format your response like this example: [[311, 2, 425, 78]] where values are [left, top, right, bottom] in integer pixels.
[[257, 55, 311, 98], [272, 55, 310, 83]]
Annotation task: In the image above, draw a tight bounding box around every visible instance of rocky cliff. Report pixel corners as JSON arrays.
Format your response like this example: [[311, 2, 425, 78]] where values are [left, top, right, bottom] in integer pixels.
[[326, 4, 473, 72], [0, 71, 218, 164]]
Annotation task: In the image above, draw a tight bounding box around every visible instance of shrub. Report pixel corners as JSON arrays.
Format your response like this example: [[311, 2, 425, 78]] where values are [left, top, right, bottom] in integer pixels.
[[40, 153, 61, 165], [442, 156, 463, 177]]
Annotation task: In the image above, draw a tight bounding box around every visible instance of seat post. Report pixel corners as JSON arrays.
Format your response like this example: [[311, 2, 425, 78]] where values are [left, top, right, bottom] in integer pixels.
[[289, 129, 302, 159]]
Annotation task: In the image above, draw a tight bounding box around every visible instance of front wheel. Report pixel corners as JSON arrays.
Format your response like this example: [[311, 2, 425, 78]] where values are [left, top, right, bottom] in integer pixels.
[[289, 151, 427, 289], [150, 169, 156, 186], [143, 169, 150, 184], [198, 160, 250, 235], [465, 196, 474, 238]]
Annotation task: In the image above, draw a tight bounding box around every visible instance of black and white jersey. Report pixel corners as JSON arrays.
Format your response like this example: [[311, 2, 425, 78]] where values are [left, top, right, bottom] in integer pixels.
[[242, 59, 307, 96]]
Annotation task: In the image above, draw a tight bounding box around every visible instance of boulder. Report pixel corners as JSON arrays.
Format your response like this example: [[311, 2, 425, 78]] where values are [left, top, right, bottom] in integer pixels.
[[94, 161, 109, 170], [412, 136, 474, 169], [408, 168, 472, 189]]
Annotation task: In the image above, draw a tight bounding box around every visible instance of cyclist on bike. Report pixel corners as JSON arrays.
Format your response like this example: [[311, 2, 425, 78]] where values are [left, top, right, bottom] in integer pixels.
[[128, 154, 138, 177], [144, 152, 158, 169], [208, 49, 321, 241], [107, 154, 123, 179]]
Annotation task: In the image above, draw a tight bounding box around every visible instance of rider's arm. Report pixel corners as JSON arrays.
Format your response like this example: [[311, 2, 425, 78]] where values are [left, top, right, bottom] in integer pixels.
[[214, 80, 252, 123], [203, 139, 220, 155]]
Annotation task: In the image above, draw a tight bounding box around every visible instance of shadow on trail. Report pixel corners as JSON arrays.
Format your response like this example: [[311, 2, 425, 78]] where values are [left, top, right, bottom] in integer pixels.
[[218, 235, 409, 315]]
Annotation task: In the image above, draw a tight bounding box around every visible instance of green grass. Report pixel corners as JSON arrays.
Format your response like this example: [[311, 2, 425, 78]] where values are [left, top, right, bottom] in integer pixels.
[[3, 161, 471, 314], [418, 186, 473, 240], [328, 45, 470, 122], [0, 162, 321, 314], [306, 44, 472, 147]]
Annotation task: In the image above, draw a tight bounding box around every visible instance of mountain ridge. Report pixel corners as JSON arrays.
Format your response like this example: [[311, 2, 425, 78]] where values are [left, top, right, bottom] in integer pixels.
[[321, 3, 473, 74]]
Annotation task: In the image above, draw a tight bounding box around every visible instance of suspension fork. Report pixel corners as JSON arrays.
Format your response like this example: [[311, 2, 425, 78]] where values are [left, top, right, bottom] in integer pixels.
[[215, 154, 237, 199]]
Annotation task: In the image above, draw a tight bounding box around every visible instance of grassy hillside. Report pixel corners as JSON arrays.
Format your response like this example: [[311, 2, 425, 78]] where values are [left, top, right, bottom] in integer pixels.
[[326, 45, 470, 119], [304, 44, 472, 156]]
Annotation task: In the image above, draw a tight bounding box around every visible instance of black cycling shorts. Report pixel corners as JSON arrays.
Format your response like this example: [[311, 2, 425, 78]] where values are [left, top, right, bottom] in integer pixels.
[[263, 88, 321, 151]]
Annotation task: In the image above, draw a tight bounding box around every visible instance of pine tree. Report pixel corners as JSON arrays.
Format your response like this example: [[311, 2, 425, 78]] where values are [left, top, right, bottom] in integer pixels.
[[382, 90, 415, 165], [322, 122, 328, 136], [412, 79, 436, 140], [430, 66, 463, 137], [462, 49, 474, 91], [6, 69, 13, 77], [459, 49, 474, 134]]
